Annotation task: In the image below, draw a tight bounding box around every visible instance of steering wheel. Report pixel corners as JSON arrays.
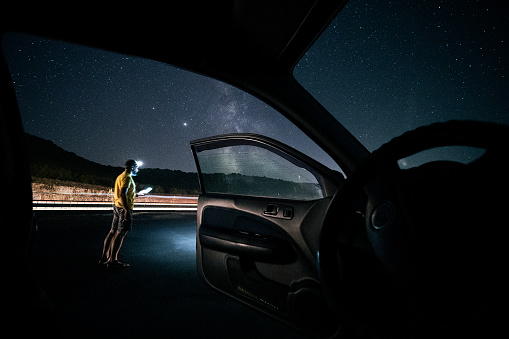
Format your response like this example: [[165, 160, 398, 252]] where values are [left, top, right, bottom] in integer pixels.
[[318, 120, 508, 337]]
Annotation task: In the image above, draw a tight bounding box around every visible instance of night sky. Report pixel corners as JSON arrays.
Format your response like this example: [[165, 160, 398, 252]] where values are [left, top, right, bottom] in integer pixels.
[[295, 0, 507, 154], [2, 33, 337, 172], [2, 0, 507, 173]]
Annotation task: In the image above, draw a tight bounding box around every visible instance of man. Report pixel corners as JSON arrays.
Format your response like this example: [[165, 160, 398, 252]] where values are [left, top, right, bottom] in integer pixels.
[[99, 159, 140, 268]]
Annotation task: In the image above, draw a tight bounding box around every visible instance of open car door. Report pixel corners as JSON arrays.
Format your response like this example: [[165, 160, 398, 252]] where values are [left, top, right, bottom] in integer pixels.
[[190, 134, 343, 337]]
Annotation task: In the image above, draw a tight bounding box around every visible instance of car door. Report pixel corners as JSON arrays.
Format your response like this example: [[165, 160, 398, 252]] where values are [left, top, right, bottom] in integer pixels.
[[190, 133, 343, 337]]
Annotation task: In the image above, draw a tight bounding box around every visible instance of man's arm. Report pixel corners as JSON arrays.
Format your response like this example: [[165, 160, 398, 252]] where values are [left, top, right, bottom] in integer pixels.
[[120, 187, 129, 217]]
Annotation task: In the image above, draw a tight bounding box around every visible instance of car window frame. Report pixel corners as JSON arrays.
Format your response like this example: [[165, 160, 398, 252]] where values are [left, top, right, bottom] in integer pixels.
[[190, 133, 343, 200]]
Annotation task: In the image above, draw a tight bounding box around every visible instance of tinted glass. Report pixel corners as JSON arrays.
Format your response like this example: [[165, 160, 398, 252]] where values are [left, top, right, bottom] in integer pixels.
[[195, 143, 324, 200]]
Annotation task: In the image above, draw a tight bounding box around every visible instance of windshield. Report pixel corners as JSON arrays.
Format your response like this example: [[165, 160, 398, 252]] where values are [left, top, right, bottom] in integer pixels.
[[295, 0, 507, 166]]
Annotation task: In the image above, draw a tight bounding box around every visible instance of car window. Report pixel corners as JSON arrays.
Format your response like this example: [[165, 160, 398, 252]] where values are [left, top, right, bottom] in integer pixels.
[[1, 32, 341, 180], [193, 140, 325, 200], [294, 0, 507, 168]]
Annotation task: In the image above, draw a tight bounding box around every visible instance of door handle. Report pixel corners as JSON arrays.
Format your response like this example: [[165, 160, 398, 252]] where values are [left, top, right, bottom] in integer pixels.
[[264, 204, 278, 215]]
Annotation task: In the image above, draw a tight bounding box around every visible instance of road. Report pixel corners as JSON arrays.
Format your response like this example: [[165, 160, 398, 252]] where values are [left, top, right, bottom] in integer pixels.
[[29, 212, 306, 338]]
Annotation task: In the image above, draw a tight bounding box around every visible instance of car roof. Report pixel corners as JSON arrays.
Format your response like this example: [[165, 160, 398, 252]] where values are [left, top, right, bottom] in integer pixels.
[[1, 1, 346, 84]]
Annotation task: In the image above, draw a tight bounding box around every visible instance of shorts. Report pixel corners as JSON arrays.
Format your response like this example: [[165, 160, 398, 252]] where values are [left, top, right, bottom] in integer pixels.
[[111, 205, 133, 233]]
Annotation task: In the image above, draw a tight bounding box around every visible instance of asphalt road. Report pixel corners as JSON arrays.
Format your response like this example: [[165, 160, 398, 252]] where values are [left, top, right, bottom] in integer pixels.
[[29, 212, 306, 339]]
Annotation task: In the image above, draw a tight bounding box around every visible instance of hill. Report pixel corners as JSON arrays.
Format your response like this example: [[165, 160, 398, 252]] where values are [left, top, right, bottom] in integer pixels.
[[25, 134, 200, 195]]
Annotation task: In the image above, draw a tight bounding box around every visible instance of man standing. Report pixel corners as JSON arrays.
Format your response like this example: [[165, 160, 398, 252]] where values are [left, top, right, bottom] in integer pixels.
[[99, 159, 140, 268]]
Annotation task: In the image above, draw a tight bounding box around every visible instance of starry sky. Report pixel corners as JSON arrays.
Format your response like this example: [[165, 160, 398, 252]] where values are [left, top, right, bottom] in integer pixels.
[[1, 0, 507, 172], [295, 0, 507, 154], [2, 33, 335, 172]]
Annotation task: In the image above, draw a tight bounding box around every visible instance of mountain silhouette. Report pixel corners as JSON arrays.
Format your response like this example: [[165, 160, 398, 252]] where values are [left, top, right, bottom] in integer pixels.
[[25, 133, 200, 194]]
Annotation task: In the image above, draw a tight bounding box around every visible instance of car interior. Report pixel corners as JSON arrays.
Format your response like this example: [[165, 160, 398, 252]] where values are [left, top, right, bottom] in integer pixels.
[[1, 1, 507, 338]]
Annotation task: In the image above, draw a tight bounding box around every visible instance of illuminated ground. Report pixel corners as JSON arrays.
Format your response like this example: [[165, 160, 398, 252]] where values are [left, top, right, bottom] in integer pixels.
[[30, 212, 305, 338]]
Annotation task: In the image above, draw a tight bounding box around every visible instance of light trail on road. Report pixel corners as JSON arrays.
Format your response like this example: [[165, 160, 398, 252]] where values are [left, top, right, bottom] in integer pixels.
[[32, 196, 198, 212]]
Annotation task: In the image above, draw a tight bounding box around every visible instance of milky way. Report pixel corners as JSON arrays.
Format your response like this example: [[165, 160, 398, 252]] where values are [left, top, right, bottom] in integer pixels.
[[2, 0, 506, 172], [2, 34, 332, 172]]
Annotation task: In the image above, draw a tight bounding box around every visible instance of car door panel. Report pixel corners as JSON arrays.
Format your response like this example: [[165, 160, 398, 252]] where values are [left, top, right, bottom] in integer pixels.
[[199, 204, 296, 262], [196, 195, 336, 335], [191, 134, 342, 336]]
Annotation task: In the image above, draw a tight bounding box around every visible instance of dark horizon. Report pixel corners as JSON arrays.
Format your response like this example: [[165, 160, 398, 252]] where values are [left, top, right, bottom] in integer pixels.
[[25, 132, 198, 173], [25, 133, 201, 195]]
